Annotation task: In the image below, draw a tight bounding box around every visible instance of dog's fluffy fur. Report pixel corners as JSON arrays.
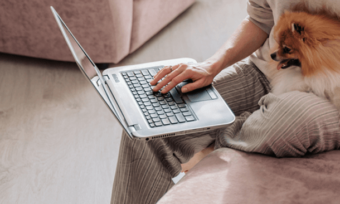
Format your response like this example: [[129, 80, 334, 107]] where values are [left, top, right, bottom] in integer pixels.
[[270, 3, 340, 110]]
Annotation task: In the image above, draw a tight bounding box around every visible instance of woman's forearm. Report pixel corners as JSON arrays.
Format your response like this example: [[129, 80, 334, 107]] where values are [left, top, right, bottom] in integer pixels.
[[206, 18, 269, 75], [151, 18, 269, 93]]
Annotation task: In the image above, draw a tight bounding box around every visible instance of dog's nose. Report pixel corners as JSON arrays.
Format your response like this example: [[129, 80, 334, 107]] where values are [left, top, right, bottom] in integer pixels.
[[271, 53, 277, 60]]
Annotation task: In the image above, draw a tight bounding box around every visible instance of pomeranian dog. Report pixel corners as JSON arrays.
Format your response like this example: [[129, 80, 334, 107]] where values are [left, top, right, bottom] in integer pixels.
[[269, 4, 340, 110]]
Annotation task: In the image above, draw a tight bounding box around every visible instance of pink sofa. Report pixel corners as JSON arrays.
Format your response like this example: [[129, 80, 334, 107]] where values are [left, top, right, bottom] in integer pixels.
[[0, 0, 194, 63], [159, 148, 340, 204]]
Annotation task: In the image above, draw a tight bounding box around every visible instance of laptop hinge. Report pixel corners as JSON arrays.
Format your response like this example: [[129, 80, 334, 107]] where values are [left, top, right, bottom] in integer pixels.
[[128, 124, 141, 133], [133, 124, 141, 131], [103, 77, 139, 127]]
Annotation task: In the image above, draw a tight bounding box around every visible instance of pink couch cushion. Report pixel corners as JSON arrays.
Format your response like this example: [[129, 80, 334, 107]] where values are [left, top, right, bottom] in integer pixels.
[[0, 0, 195, 63], [130, 0, 195, 53], [158, 148, 340, 204], [0, 0, 132, 63]]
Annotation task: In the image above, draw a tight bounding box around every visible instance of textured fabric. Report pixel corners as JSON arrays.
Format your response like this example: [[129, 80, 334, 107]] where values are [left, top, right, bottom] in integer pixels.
[[246, 0, 274, 34], [111, 59, 271, 204], [215, 91, 340, 157], [111, 131, 215, 204], [158, 148, 340, 204], [0, 0, 195, 63], [247, 0, 340, 80]]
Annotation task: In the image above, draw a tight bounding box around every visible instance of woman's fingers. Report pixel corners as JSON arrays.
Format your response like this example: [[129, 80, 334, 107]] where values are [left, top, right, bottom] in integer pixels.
[[150, 62, 213, 94], [161, 73, 208, 94], [150, 64, 179, 85], [150, 66, 170, 85], [153, 64, 187, 92], [153, 66, 171, 81], [160, 69, 192, 93]]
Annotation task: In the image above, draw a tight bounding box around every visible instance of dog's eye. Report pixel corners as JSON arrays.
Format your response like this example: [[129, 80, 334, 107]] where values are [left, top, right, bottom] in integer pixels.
[[283, 47, 291, 53]]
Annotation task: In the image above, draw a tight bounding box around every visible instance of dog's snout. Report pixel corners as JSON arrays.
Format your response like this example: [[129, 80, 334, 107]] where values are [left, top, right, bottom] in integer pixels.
[[271, 52, 279, 61]]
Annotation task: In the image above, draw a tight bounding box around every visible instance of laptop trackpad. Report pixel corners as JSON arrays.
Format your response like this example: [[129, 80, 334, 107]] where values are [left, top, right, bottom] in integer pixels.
[[176, 81, 215, 102], [186, 88, 212, 102]]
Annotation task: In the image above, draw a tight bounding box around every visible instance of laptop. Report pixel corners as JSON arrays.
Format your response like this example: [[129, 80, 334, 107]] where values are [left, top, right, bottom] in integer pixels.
[[51, 6, 235, 140]]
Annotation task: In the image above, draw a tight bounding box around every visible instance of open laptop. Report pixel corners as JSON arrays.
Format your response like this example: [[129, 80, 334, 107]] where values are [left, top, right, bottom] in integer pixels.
[[51, 6, 235, 140]]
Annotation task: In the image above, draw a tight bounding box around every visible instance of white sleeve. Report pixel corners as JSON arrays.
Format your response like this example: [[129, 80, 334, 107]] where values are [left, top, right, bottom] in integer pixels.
[[246, 0, 274, 34]]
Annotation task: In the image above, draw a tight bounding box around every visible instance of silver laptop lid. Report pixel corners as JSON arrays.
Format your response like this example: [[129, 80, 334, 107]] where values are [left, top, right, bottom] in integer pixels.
[[51, 6, 132, 137]]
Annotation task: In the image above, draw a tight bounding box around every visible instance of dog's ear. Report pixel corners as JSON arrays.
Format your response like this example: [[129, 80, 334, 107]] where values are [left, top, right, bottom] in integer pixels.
[[292, 23, 304, 35]]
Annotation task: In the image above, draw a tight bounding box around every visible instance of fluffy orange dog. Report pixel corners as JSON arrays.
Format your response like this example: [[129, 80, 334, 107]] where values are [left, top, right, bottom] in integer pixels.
[[270, 5, 340, 110]]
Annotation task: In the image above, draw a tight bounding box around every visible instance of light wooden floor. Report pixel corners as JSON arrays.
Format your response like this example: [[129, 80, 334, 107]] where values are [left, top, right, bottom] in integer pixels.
[[0, 1, 247, 203]]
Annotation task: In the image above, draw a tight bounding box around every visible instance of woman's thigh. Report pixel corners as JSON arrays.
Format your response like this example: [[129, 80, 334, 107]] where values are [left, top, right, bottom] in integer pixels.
[[216, 91, 340, 157], [213, 59, 271, 116]]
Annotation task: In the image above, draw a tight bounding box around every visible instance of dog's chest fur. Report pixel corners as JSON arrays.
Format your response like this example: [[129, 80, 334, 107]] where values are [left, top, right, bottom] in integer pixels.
[[271, 67, 340, 110]]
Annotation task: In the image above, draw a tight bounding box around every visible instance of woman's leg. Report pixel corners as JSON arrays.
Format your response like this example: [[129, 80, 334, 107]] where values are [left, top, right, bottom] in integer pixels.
[[111, 59, 270, 204], [213, 59, 271, 116], [215, 91, 340, 157], [111, 132, 215, 204]]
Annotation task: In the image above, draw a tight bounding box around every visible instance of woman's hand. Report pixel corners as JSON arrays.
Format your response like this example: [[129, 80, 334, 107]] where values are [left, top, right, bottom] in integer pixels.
[[150, 19, 269, 94], [150, 61, 220, 94]]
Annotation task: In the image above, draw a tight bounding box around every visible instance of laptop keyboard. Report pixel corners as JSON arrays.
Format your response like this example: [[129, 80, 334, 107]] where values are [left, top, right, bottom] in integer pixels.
[[121, 66, 196, 128]]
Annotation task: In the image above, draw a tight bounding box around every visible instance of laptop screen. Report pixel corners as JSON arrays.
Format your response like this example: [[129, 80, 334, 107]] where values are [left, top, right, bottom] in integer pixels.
[[59, 19, 98, 80], [51, 6, 132, 137]]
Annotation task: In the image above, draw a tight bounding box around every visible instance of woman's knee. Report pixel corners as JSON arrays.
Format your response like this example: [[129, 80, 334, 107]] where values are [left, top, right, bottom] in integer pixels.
[[255, 91, 340, 156], [258, 91, 337, 124]]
